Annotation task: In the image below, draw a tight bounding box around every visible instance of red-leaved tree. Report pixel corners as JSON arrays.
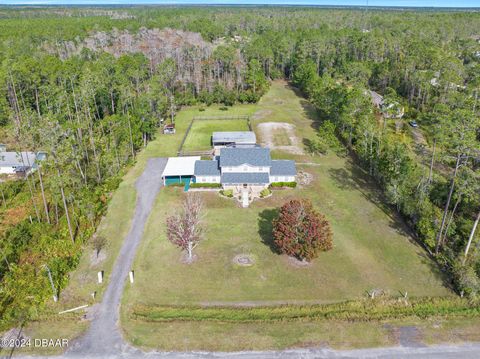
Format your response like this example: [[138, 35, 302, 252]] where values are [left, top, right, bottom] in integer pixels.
[[166, 194, 204, 262], [272, 198, 333, 261]]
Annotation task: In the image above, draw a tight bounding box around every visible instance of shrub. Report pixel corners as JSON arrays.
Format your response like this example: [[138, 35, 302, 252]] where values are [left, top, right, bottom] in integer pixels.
[[199, 107, 206, 112], [220, 189, 233, 198], [270, 182, 297, 188], [219, 106, 229, 111], [92, 235, 107, 258], [190, 183, 221, 189], [260, 188, 271, 198], [273, 198, 333, 261]]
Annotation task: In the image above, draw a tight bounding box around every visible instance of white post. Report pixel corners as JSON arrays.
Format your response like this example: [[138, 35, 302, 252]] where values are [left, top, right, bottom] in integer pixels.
[[97, 271, 103, 284], [129, 270, 134, 284]]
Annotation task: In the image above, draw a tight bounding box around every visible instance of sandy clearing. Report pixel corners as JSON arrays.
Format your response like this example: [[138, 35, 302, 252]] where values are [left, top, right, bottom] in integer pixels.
[[257, 122, 304, 154]]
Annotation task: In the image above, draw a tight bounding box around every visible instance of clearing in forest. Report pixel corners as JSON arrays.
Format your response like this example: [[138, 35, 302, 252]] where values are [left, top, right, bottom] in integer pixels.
[[121, 81, 452, 350]]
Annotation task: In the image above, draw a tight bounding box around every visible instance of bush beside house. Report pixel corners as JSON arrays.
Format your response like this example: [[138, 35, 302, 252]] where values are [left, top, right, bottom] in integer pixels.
[[270, 182, 297, 189]]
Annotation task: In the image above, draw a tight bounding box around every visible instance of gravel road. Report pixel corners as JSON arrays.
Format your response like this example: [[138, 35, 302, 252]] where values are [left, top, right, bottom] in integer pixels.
[[66, 157, 167, 357]]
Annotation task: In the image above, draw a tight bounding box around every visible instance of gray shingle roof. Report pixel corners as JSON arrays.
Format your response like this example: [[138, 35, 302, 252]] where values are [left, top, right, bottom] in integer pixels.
[[212, 131, 256, 145], [221, 172, 270, 184], [194, 160, 220, 176], [219, 147, 271, 167], [270, 160, 296, 176]]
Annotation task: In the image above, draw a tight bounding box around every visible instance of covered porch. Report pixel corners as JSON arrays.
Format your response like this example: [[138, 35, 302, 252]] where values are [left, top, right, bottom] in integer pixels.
[[161, 156, 201, 191]]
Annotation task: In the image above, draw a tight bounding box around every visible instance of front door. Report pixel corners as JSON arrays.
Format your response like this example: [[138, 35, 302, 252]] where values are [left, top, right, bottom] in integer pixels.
[[243, 183, 247, 188]]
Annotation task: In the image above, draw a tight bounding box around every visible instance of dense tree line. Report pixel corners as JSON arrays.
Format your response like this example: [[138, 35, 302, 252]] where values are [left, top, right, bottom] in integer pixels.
[[0, 34, 266, 330], [293, 59, 479, 296], [0, 5, 479, 329]]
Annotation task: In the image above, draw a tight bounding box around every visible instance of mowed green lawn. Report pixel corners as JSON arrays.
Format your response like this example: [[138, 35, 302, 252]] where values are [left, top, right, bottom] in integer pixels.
[[182, 118, 250, 152], [119, 81, 455, 350], [123, 81, 450, 308], [124, 155, 450, 306]]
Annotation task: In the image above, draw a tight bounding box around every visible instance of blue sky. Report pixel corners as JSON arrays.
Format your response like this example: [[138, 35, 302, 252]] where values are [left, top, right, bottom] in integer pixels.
[[1, 0, 479, 7]]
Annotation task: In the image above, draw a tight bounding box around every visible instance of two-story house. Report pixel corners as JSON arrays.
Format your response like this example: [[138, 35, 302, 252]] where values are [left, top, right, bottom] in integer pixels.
[[194, 147, 296, 192]]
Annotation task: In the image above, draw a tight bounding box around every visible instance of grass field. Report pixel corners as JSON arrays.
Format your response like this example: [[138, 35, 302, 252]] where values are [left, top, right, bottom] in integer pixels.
[[120, 81, 456, 350], [182, 118, 250, 152], [123, 159, 450, 306]]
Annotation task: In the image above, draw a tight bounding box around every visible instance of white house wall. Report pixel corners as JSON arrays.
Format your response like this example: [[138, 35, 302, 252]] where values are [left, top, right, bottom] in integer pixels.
[[269, 175, 295, 183], [0, 166, 16, 175], [196, 175, 221, 183], [221, 165, 270, 173]]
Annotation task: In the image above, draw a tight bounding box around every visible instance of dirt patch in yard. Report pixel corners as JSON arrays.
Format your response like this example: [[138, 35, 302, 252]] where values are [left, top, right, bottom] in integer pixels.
[[257, 122, 304, 154]]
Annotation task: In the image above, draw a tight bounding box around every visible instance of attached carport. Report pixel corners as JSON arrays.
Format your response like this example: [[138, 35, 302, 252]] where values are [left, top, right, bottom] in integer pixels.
[[161, 156, 201, 191]]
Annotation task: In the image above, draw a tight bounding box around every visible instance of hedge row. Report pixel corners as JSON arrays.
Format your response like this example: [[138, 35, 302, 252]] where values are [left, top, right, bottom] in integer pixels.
[[270, 182, 297, 188], [190, 183, 222, 188], [129, 297, 480, 323]]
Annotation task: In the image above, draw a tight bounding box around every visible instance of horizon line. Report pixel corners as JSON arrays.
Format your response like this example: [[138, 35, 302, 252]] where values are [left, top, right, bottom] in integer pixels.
[[1, 3, 480, 9]]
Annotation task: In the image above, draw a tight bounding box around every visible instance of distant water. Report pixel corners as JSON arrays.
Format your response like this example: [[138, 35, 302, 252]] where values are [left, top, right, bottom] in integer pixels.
[[2, 0, 480, 9]]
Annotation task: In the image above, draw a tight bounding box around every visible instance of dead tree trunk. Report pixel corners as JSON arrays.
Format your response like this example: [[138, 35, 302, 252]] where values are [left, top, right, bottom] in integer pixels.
[[463, 209, 480, 265]]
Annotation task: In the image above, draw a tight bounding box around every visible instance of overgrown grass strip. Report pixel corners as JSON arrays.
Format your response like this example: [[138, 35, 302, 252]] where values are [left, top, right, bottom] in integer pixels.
[[130, 297, 480, 323]]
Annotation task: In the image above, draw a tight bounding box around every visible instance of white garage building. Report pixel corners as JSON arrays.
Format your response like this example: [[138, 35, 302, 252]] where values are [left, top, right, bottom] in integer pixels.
[[161, 156, 201, 188]]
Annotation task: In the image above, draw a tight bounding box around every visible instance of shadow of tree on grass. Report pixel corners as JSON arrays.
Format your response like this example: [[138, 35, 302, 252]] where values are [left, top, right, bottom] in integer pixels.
[[258, 208, 280, 255]]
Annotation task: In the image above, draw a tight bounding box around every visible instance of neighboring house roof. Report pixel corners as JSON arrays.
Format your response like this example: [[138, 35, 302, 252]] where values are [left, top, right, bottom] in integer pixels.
[[194, 160, 220, 176], [221, 172, 270, 184], [270, 160, 296, 176], [162, 156, 201, 177], [219, 147, 271, 167], [0, 151, 37, 169], [212, 131, 256, 145]]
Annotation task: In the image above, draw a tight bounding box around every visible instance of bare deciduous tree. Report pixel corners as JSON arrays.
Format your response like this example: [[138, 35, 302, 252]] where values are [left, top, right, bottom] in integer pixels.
[[92, 235, 107, 258], [166, 194, 204, 262]]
